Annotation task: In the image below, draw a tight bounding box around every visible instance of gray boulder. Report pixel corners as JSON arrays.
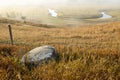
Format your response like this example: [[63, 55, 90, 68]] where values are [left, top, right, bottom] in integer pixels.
[[21, 45, 58, 66]]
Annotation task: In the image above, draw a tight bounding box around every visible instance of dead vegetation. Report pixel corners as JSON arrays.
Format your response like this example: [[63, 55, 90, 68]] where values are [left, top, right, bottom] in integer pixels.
[[0, 18, 120, 80]]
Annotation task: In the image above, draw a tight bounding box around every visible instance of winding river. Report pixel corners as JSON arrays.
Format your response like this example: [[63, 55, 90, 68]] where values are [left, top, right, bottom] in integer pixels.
[[99, 12, 112, 19]]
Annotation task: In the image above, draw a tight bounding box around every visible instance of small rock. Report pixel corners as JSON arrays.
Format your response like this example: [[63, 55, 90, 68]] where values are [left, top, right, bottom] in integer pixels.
[[21, 45, 58, 67]]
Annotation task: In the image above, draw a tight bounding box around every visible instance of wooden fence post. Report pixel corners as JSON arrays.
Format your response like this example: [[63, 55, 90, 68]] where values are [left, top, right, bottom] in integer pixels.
[[8, 24, 14, 45]]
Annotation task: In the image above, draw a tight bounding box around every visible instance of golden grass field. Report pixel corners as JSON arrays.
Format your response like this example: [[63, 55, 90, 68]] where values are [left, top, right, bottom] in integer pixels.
[[0, 18, 120, 80]]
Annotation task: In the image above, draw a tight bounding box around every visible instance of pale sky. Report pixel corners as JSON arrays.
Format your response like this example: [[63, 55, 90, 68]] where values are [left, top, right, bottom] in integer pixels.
[[0, 0, 67, 6], [0, 0, 120, 6], [0, 0, 41, 6]]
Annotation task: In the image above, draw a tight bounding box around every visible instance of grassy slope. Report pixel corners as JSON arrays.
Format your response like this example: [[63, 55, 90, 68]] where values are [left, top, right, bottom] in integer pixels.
[[0, 18, 120, 80], [0, 18, 120, 49]]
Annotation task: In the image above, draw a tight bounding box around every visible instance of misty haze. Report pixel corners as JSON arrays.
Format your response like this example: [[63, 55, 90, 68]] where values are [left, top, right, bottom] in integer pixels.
[[0, 0, 120, 80], [0, 0, 120, 26]]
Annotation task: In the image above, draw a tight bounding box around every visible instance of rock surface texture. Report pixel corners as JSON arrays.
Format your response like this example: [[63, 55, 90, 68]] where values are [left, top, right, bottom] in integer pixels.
[[21, 45, 58, 66]]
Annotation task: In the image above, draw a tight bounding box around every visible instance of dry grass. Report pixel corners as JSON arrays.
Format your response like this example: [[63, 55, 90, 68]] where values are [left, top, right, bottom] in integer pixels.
[[0, 18, 120, 80], [0, 46, 120, 80], [0, 18, 120, 49]]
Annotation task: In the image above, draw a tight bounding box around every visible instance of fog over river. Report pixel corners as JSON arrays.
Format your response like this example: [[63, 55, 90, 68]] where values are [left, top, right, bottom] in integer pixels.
[[0, 0, 119, 26]]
